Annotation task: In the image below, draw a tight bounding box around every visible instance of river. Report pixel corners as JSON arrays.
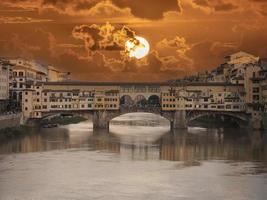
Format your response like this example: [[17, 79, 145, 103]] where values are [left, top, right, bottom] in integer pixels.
[[0, 113, 267, 200]]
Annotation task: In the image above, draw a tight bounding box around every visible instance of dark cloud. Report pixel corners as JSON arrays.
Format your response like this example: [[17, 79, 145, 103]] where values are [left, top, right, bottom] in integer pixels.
[[112, 0, 181, 19], [1, 0, 181, 19], [189, 0, 239, 13]]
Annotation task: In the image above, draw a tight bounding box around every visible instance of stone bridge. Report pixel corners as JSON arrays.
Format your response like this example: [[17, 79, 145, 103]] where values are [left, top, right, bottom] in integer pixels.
[[23, 81, 262, 130], [37, 108, 250, 130]]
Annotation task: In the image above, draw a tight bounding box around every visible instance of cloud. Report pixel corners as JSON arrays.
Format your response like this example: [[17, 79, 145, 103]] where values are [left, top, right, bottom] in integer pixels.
[[187, 0, 239, 13], [156, 36, 194, 71], [112, 0, 182, 19], [72, 22, 136, 57], [0, 16, 53, 23], [1, 0, 181, 20], [209, 41, 238, 57]]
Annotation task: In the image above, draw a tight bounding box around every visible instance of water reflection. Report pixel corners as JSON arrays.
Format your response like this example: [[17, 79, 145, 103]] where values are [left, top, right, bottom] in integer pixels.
[[0, 117, 267, 165]]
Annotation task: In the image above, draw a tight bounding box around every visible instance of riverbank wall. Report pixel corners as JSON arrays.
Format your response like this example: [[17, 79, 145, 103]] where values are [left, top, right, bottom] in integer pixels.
[[0, 113, 22, 129]]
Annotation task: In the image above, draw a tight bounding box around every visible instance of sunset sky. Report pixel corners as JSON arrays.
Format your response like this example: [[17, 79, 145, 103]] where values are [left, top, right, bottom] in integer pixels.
[[0, 0, 267, 82]]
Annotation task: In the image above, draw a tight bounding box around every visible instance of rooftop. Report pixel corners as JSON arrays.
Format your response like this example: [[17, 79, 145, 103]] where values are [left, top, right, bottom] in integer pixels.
[[38, 81, 243, 87]]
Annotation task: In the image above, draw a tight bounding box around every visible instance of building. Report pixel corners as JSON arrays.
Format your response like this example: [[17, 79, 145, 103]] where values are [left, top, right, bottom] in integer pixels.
[[8, 58, 47, 106], [22, 82, 120, 118], [21, 82, 246, 119], [0, 58, 71, 109], [161, 83, 245, 112], [0, 59, 10, 112]]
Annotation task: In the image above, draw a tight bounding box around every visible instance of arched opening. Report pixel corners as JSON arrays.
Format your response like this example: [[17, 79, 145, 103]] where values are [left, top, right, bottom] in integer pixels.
[[188, 113, 244, 128], [148, 95, 160, 108], [120, 95, 134, 107], [39, 113, 88, 128], [110, 112, 170, 143], [134, 95, 147, 108]]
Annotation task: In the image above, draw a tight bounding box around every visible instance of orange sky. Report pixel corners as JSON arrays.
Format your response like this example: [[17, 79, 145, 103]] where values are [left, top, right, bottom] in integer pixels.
[[0, 0, 267, 82]]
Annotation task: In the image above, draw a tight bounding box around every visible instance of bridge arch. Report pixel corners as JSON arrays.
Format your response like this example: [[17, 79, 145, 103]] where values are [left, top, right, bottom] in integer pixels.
[[186, 111, 249, 127], [148, 95, 161, 107], [120, 95, 134, 106], [109, 112, 171, 127]]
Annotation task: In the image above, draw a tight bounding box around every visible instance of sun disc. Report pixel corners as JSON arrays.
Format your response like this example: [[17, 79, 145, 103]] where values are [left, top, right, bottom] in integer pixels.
[[125, 36, 150, 59]]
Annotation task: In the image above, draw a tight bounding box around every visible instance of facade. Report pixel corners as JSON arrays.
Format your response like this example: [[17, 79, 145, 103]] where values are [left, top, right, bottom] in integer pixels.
[[21, 82, 246, 119], [161, 84, 245, 112], [0, 59, 10, 112], [9, 58, 48, 105], [22, 83, 121, 118], [0, 58, 71, 109]]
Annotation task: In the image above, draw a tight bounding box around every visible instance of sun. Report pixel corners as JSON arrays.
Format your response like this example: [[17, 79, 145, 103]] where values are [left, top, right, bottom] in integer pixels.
[[125, 36, 150, 59]]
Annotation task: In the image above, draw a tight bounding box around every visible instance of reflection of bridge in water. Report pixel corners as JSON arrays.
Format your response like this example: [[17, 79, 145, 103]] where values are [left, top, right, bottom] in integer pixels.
[[1, 127, 266, 164]]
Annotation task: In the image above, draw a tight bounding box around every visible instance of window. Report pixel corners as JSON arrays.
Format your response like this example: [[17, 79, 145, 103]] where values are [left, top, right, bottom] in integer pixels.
[[226, 105, 231, 109], [19, 72, 23, 77], [25, 99, 28, 102], [233, 105, 239, 109], [25, 107, 28, 111], [253, 87, 259, 93], [218, 105, 224, 109], [253, 95, 259, 101]]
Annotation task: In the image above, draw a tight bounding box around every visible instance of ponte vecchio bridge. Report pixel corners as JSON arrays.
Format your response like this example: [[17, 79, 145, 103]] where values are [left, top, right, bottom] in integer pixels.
[[22, 81, 261, 130]]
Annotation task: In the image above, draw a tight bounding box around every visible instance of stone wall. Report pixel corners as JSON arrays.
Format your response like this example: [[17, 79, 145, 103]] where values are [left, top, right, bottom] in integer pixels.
[[0, 113, 22, 129]]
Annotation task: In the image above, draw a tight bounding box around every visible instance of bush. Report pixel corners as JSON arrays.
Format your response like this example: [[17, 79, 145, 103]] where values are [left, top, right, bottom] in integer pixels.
[[0, 125, 33, 141]]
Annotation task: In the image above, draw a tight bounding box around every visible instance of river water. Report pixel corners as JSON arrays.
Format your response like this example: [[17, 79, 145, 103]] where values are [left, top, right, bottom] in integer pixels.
[[0, 113, 267, 200]]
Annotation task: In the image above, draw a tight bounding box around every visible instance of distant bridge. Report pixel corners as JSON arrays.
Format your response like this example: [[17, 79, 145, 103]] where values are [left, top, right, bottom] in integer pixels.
[[23, 81, 259, 130]]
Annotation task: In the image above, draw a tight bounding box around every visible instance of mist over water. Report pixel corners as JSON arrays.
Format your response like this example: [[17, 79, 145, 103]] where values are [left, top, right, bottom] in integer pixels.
[[0, 113, 267, 200]]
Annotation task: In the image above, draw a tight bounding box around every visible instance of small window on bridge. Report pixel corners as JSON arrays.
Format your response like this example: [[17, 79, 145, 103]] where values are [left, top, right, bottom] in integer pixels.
[[226, 105, 231, 109], [233, 105, 239, 109]]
